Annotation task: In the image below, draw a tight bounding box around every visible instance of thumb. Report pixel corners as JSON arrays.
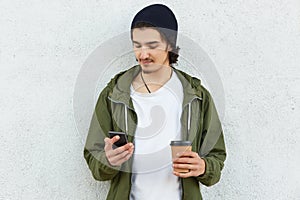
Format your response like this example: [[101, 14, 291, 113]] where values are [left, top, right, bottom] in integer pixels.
[[104, 136, 120, 150], [110, 135, 120, 144]]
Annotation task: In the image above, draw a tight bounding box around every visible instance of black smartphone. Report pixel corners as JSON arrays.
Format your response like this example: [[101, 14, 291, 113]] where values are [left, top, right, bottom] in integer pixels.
[[109, 131, 128, 149]]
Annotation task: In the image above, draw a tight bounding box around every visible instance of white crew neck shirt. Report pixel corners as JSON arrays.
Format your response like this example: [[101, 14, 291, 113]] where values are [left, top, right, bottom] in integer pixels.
[[129, 70, 184, 200]]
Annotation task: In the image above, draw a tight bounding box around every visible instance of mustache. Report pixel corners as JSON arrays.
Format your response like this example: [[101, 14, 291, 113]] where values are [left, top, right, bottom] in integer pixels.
[[136, 58, 153, 62]]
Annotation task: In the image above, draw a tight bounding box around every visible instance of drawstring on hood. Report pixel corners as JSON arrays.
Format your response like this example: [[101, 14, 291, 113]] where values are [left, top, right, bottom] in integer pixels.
[[187, 102, 191, 140], [124, 105, 128, 135]]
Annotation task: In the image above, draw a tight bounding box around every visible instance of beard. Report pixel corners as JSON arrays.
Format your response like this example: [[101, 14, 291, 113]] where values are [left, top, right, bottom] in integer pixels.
[[140, 63, 164, 74]]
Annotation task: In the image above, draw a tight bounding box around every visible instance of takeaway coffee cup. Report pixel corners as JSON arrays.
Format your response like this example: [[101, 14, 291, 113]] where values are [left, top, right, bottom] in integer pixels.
[[170, 140, 192, 173]]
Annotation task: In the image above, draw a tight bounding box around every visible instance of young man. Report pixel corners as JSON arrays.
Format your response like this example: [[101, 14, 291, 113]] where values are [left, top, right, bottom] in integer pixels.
[[84, 4, 226, 200]]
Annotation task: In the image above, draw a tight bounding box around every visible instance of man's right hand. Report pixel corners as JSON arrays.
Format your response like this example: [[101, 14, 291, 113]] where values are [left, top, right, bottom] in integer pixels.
[[104, 136, 134, 166]]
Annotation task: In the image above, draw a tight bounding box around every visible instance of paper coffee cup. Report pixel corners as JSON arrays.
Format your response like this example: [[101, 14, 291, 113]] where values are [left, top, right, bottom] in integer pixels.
[[170, 141, 192, 173]]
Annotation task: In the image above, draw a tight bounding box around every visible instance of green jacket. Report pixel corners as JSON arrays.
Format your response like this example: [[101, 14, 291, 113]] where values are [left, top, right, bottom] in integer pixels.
[[84, 65, 226, 200]]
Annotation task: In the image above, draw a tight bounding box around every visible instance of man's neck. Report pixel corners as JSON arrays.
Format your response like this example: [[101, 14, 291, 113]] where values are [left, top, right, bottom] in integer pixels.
[[141, 65, 172, 84], [132, 65, 173, 93]]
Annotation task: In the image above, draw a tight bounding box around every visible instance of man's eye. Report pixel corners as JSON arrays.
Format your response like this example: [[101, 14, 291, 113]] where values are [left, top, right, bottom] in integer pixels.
[[134, 45, 141, 48], [149, 45, 158, 49]]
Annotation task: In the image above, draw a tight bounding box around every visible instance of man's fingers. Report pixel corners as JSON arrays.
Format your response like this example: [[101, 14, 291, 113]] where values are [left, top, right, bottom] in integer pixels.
[[109, 144, 134, 159], [173, 163, 197, 170], [176, 151, 197, 158], [173, 171, 194, 178], [172, 154, 206, 178], [110, 151, 133, 166], [116, 152, 133, 165], [173, 157, 198, 164], [110, 150, 131, 163], [114, 143, 134, 154], [173, 151, 200, 163]]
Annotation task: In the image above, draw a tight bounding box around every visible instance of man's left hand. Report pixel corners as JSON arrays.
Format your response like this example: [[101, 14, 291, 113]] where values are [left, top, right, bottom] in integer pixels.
[[172, 151, 206, 178]]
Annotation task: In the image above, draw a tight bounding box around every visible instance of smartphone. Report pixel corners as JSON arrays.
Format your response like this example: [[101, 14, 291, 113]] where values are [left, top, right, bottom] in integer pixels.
[[109, 131, 128, 149]]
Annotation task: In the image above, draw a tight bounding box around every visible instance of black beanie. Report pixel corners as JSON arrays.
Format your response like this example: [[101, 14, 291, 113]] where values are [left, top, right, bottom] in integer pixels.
[[131, 4, 178, 46]]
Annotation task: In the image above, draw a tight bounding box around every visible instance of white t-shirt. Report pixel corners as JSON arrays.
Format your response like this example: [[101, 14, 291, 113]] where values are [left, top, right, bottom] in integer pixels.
[[129, 70, 184, 200]]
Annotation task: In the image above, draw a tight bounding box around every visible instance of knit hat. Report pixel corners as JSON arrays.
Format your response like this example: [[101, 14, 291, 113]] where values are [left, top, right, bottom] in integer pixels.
[[131, 4, 178, 46]]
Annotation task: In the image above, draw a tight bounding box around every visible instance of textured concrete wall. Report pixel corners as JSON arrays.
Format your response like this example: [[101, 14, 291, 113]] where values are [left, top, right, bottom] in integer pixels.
[[1, 0, 299, 199]]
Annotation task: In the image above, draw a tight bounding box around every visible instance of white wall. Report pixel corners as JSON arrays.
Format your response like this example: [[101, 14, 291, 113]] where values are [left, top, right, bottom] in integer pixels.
[[1, 0, 299, 199]]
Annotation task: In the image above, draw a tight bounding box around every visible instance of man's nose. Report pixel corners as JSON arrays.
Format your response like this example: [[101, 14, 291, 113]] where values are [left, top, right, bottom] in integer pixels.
[[139, 47, 150, 59]]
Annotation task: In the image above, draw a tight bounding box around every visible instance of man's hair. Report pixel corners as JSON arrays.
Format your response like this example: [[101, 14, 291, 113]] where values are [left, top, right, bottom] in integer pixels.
[[131, 22, 180, 65]]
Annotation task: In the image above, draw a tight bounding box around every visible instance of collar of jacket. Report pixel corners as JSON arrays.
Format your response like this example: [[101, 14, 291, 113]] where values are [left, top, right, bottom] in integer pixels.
[[108, 65, 202, 109]]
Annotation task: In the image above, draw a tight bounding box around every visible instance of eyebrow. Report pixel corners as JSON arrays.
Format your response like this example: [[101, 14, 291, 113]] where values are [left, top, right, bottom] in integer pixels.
[[132, 41, 160, 45]]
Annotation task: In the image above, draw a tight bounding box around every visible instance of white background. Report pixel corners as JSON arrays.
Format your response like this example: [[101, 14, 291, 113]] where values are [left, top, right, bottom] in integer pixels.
[[1, 0, 299, 199]]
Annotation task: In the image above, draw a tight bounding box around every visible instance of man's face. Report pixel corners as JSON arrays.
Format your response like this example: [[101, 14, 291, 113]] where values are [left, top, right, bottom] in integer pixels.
[[132, 27, 172, 74]]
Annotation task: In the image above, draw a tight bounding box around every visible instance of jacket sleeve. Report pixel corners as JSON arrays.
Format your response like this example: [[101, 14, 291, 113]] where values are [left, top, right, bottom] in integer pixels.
[[83, 87, 121, 181], [196, 92, 227, 186]]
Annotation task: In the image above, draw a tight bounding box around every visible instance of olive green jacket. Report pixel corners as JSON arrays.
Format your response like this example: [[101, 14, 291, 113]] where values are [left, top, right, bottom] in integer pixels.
[[84, 65, 226, 200]]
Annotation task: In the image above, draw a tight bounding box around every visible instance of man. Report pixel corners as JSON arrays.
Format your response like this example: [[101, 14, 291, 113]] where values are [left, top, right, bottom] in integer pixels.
[[84, 4, 226, 200]]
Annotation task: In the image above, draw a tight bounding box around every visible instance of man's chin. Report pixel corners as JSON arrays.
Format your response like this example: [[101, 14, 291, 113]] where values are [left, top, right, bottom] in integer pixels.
[[139, 63, 167, 74], [140, 68, 152, 74], [139, 63, 152, 70]]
